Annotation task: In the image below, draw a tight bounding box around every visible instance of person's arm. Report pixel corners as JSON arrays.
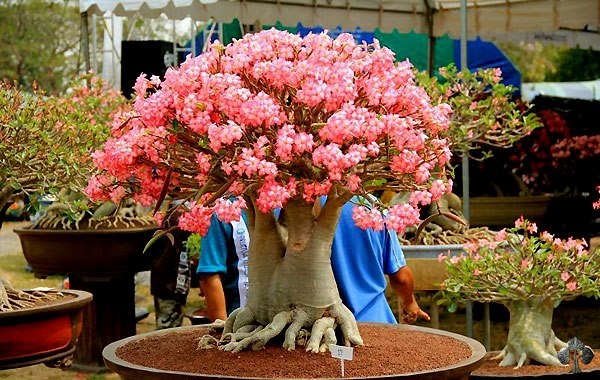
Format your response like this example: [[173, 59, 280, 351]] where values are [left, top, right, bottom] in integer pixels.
[[388, 265, 430, 324], [199, 274, 228, 321]]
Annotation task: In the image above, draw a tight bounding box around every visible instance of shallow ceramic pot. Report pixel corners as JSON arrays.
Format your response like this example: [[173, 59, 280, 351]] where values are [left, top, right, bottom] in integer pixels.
[[103, 323, 487, 380], [0, 289, 93, 370], [14, 226, 157, 277]]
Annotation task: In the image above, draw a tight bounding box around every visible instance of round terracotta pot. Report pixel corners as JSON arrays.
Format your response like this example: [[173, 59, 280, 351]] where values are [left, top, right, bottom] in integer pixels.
[[103, 323, 487, 380], [0, 289, 93, 370]]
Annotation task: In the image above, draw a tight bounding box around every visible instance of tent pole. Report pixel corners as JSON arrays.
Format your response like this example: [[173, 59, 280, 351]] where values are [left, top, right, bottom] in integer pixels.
[[459, 0, 475, 343], [460, 0, 470, 222], [81, 11, 91, 72], [424, 0, 435, 76]]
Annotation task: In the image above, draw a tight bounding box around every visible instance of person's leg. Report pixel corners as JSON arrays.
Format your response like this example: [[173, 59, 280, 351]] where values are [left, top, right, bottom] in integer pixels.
[[154, 297, 184, 329]]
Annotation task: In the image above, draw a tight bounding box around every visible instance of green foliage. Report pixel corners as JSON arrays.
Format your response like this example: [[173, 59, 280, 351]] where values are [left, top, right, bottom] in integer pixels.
[[497, 41, 564, 82], [416, 64, 542, 161], [185, 233, 202, 260], [0, 72, 130, 218], [548, 47, 600, 82], [439, 218, 600, 309], [0, 0, 81, 93]]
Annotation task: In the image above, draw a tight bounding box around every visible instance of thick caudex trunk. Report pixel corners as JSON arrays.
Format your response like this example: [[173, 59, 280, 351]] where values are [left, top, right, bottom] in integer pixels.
[[199, 197, 362, 353], [493, 298, 567, 368]]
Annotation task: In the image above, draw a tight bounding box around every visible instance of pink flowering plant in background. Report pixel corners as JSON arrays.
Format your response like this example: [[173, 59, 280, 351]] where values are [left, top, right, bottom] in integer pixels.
[[88, 29, 454, 352], [439, 217, 600, 368]]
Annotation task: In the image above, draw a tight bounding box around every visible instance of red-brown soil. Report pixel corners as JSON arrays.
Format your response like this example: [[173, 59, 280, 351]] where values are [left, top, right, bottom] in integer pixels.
[[116, 325, 476, 378], [471, 351, 600, 378]]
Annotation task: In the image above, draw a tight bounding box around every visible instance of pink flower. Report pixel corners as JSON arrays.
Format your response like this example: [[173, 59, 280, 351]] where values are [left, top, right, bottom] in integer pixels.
[[520, 259, 530, 268], [473, 269, 480, 276], [527, 222, 538, 233], [514, 216, 525, 228], [494, 229, 507, 242], [566, 282, 577, 291], [560, 271, 570, 282]]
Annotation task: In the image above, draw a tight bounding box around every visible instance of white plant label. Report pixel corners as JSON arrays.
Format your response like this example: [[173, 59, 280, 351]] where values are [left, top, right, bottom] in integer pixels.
[[329, 344, 353, 377], [329, 344, 353, 360]]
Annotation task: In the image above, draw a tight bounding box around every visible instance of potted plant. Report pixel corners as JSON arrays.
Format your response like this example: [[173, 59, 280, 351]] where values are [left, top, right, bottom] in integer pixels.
[[438, 217, 600, 374], [395, 66, 542, 301], [89, 29, 485, 377], [0, 74, 156, 371], [415, 65, 544, 228], [0, 276, 93, 370]]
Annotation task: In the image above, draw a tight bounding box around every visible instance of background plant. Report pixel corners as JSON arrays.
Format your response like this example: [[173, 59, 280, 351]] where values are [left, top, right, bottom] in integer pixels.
[[416, 65, 542, 162], [0, 72, 130, 229], [439, 217, 600, 367]]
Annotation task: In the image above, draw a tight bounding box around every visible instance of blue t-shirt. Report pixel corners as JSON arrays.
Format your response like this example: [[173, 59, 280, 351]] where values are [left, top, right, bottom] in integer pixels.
[[196, 213, 247, 315], [197, 199, 406, 323], [330, 199, 406, 323]]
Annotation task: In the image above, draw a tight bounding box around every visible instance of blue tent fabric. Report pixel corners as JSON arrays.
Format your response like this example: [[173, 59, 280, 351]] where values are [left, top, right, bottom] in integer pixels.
[[272, 24, 521, 90], [296, 23, 374, 44], [187, 21, 521, 91], [453, 37, 521, 94]]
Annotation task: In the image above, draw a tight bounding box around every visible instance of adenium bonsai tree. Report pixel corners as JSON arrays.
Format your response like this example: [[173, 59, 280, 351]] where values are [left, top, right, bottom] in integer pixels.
[[0, 73, 149, 230], [439, 217, 600, 367], [399, 66, 542, 243], [88, 29, 455, 352], [416, 64, 541, 161]]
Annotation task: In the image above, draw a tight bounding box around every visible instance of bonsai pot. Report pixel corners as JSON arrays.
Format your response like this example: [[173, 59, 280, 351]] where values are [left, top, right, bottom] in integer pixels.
[[0, 289, 93, 370], [103, 323, 486, 380], [14, 226, 157, 277], [470, 350, 600, 379], [468, 195, 552, 227], [184, 308, 211, 326], [14, 226, 157, 372]]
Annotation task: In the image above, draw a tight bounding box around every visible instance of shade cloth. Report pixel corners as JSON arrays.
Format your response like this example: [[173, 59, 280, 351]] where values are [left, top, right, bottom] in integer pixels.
[[80, 0, 599, 38]]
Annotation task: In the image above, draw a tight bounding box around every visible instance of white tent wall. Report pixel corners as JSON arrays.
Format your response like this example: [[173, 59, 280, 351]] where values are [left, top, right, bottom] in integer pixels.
[[80, 0, 599, 37], [101, 12, 122, 91], [79, 1, 600, 94]]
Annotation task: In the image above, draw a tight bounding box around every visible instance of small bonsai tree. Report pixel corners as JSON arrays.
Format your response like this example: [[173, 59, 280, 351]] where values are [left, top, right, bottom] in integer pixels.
[[399, 66, 542, 245], [0, 73, 152, 230], [439, 217, 600, 367], [88, 29, 456, 352], [416, 64, 541, 161]]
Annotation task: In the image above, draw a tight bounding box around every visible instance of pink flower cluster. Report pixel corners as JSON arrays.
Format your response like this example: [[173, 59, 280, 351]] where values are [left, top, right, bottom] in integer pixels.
[[88, 29, 453, 234]]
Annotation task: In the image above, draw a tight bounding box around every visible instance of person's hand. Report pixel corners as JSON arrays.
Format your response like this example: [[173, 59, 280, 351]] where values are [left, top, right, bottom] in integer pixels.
[[399, 299, 430, 324]]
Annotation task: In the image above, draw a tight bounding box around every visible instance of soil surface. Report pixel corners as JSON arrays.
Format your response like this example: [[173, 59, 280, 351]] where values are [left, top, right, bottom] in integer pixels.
[[116, 325, 475, 378], [471, 351, 600, 377], [0, 289, 77, 311]]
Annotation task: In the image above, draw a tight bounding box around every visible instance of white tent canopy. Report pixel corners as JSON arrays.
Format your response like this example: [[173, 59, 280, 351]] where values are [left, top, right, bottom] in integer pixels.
[[80, 0, 599, 38]]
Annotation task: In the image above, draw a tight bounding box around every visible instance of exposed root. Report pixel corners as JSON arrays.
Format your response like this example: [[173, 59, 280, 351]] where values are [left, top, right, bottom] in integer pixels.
[[306, 317, 336, 353], [494, 330, 567, 368], [0, 278, 63, 312], [196, 303, 363, 354], [221, 311, 292, 353], [330, 302, 363, 346]]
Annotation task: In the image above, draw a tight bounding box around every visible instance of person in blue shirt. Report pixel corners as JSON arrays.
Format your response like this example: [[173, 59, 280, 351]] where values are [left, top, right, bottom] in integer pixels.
[[329, 198, 429, 324], [197, 199, 429, 324], [197, 212, 250, 321]]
